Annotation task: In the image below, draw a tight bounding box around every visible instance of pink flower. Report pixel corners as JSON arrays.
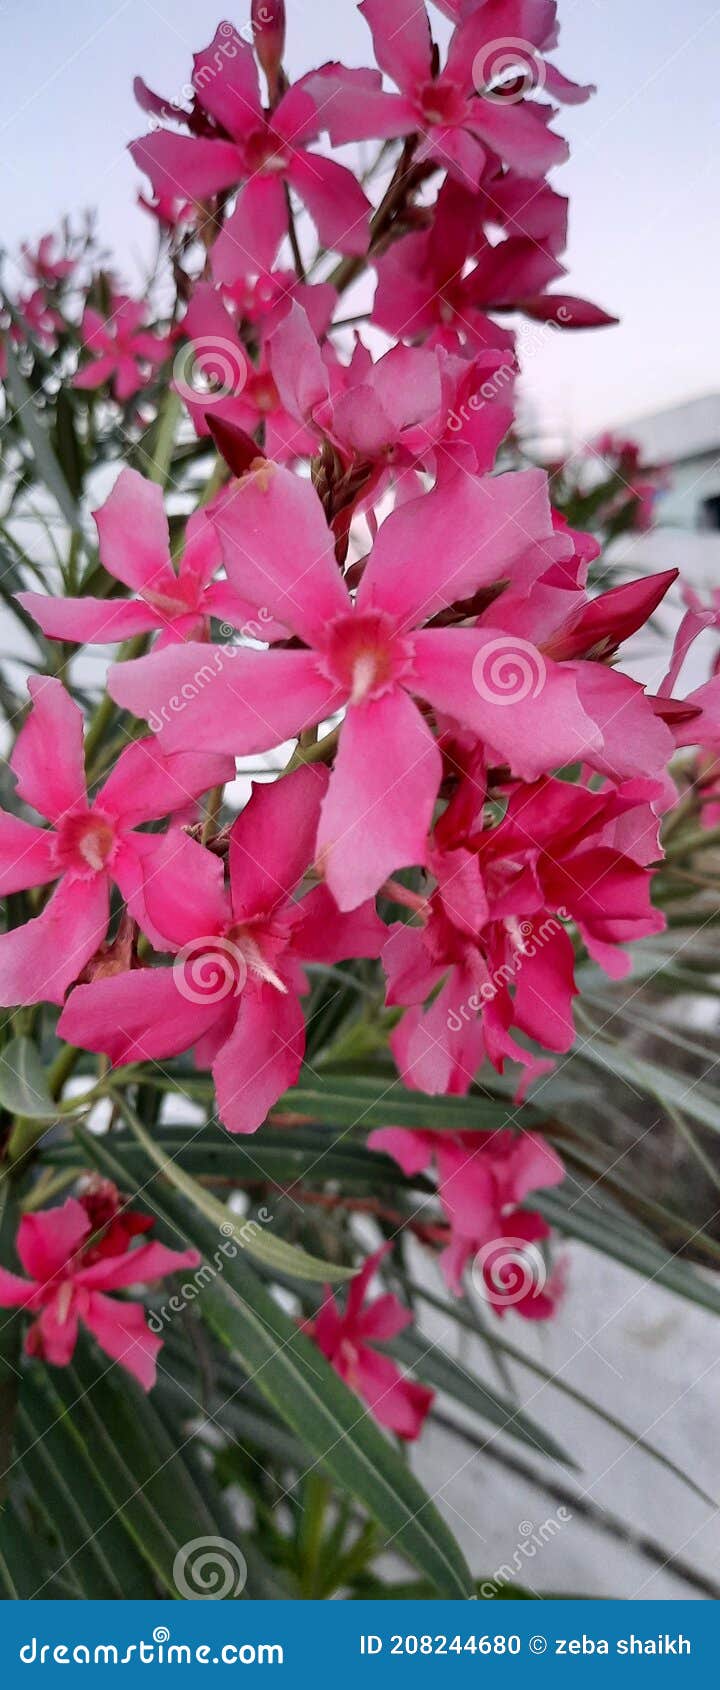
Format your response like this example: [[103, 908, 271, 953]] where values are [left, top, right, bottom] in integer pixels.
[[368, 1127, 564, 1308], [0, 1191, 199, 1389], [21, 233, 75, 286], [130, 24, 371, 279], [108, 459, 620, 910], [218, 267, 336, 339], [373, 175, 615, 346], [19, 467, 265, 649], [0, 676, 232, 1007], [73, 293, 172, 402], [252, 0, 286, 101], [175, 284, 317, 462], [660, 583, 720, 696], [58, 766, 385, 1135], [138, 189, 195, 229], [306, 1246, 434, 1438], [310, 0, 590, 187], [269, 302, 514, 496], [384, 772, 666, 1096], [18, 287, 63, 350]]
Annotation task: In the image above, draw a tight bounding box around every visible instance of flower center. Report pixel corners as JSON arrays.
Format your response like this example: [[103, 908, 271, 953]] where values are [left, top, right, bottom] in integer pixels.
[[417, 79, 465, 126], [321, 610, 410, 706], [224, 912, 295, 995], [246, 131, 289, 175], [55, 1281, 74, 1325], [250, 374, 279, 414], [143, 583, 195, 617], [56, 810, 116, 876]]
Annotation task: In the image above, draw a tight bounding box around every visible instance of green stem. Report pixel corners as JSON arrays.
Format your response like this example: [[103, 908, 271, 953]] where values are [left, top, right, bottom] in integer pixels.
[[146, 389, 183, 486], [298, 1473, 331, 1597], [285, 725, 340, 772]]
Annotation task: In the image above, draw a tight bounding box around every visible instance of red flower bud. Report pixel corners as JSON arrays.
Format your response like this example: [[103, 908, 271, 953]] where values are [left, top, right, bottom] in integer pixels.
[[252, 0, 286, 96]]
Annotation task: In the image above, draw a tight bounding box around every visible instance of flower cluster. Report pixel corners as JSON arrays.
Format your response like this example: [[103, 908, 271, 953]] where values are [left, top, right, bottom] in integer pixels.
[[0, 0, 710, 1430], [0, 1181, 199, 1389]]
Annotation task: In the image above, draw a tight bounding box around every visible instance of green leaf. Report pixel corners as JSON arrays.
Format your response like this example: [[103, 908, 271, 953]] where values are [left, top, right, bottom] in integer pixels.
[[52, 388, 85, 502], [572, 1040, 720, 1136], [16, 1378, 155, 1598], [0, 1498, 65, 1598], [112, 1105, 353, 1284], [49, 1123, 428, 1192], [279, 1070, 538, 1132], [4, 344, 83, 531], [387, 1330, 575, 1468], [43, 1344, 267, 1598], [72, 1128, 473, 1596], [558, 1139, 720, 1268], [0, 1037, 57, 1121], [536, 1182, 720, 1317]]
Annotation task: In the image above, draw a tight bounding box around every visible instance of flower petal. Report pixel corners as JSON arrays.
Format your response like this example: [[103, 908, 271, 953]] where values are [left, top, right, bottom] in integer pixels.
[[129, 132, 243, 201], [358, 468, 556, 630], [0, 873, 109, 1008], [94, 467, 170, 592], [230, 763, 328, 919], [99, 737, 234, 827], [215, 461, 350, 645], [288, 151, 371, 257], [0, 812, 57, 895], [17, 592, 161, 645], [212, 985, 306, 1134], [316, 690, 441, 909], [11, 677, 86, 822], [108, 644, 342, 756], [58, 965, 224, 1066], [16, 1197, 91, 1283], [83, 1292, 162, 1390]]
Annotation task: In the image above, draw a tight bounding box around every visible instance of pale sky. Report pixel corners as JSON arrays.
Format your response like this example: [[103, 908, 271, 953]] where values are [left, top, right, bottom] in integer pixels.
[[3, 0, 720, 443]]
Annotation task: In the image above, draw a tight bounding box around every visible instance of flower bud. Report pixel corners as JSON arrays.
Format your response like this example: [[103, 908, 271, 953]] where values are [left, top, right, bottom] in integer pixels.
[[252, 0, 286, 97]]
